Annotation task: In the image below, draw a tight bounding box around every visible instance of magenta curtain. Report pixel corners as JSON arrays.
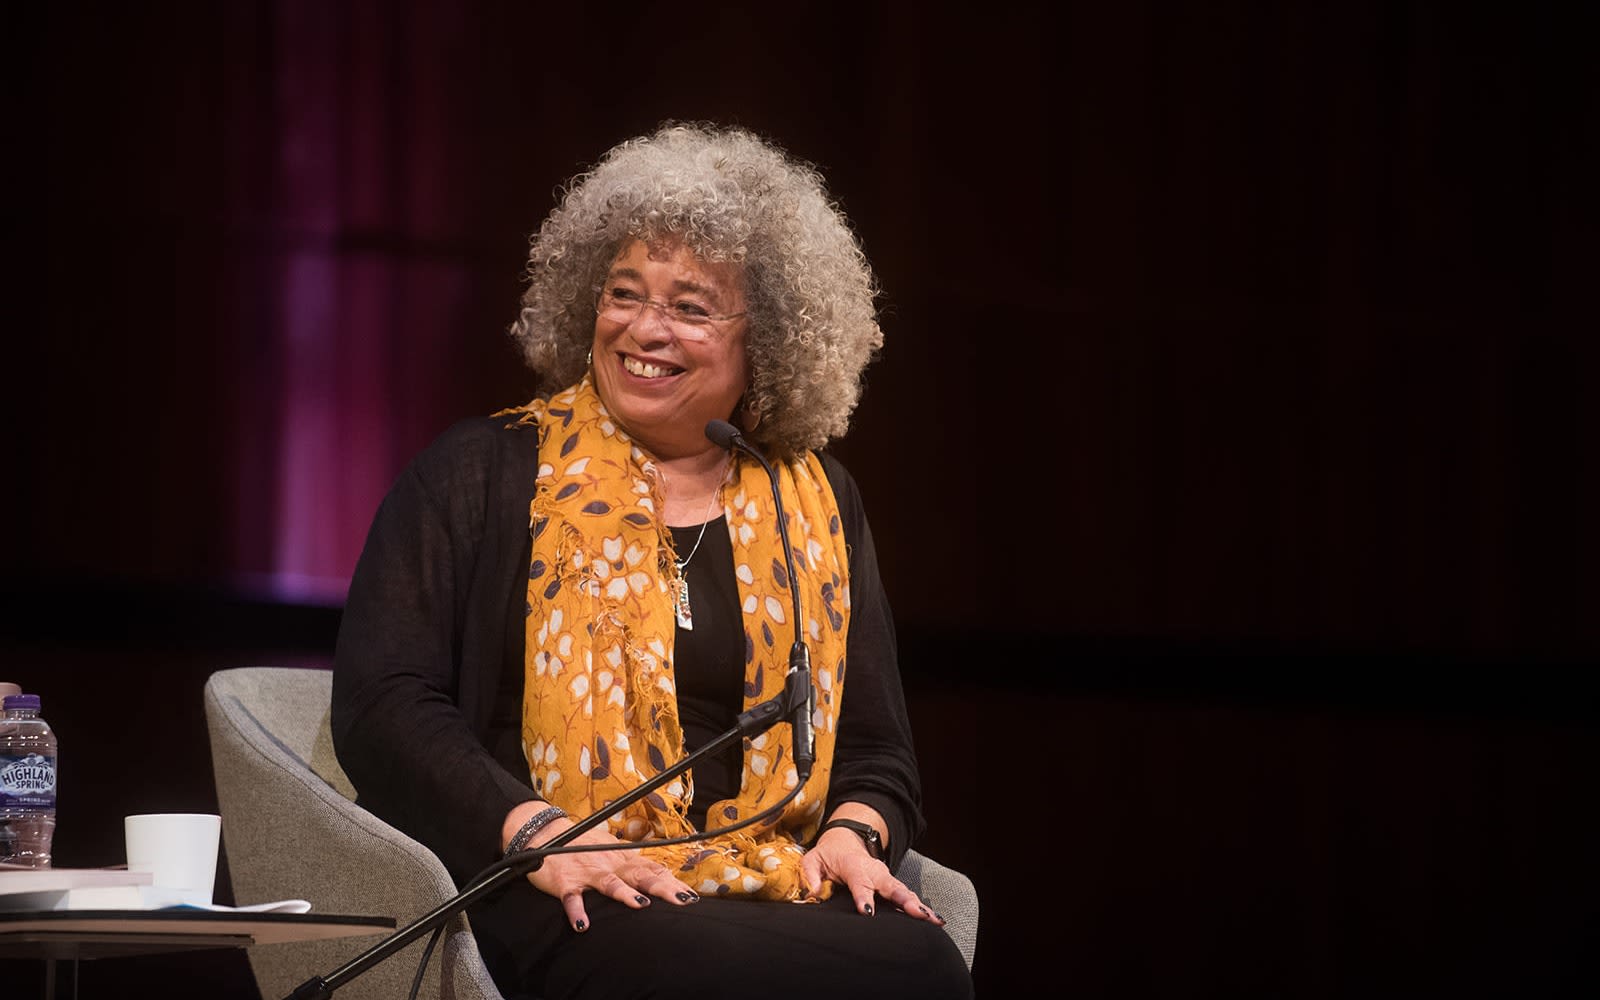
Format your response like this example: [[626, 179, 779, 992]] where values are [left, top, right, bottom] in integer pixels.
[[219, 1, 476, 600]]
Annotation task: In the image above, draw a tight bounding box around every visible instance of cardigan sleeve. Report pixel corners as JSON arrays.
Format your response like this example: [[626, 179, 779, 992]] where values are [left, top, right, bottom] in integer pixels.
[[817, 453, 926, 872], [331, 418, 541, 885]]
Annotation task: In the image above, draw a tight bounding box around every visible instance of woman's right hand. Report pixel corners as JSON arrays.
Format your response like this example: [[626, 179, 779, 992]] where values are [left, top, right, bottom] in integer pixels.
[[501, 804, 700, 932]]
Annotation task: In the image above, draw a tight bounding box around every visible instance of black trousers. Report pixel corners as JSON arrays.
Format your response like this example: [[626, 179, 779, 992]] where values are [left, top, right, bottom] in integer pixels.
[[467, 880, 974, 1000]]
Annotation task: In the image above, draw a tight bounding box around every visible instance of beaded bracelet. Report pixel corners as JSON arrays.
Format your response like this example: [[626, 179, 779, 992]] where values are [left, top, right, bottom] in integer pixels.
[[503, 805, 567, 858]]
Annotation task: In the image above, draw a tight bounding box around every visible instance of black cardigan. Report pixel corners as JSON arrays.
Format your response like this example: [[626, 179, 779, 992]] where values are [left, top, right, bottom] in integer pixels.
[[331, 416, 925, 887]]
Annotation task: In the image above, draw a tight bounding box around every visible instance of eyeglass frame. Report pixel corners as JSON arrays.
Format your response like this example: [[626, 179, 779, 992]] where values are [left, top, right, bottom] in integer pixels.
[[593, 283, 748, 337]]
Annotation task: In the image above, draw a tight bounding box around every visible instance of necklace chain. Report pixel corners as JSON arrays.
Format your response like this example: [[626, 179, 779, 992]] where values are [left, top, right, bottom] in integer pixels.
[[674, 487, 721, 570], [667, 458, 730, 570], [667, 458, 729, 632]]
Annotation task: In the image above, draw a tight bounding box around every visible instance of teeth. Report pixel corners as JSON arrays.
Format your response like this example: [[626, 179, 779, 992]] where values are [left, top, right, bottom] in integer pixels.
[[623, 357, 678, 379]]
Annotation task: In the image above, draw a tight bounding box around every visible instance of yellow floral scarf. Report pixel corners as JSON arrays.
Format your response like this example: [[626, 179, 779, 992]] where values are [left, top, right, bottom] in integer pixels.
[[500, 378, 850, 901]]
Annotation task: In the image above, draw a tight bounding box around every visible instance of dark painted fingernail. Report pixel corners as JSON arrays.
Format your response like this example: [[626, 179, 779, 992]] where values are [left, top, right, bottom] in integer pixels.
[[634, 894, 650, 906], [676, 891, 698, 903], [574, 919, 587, 932], [862, 903, 874, 916]]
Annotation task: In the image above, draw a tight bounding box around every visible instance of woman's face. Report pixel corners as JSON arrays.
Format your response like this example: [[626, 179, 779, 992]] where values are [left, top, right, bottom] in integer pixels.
[[591, 238, 751, 461]]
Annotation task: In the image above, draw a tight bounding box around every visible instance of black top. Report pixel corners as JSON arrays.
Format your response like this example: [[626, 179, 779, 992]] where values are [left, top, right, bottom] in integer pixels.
[[665, 516, 747, 829], [332, 416, 924, 887]]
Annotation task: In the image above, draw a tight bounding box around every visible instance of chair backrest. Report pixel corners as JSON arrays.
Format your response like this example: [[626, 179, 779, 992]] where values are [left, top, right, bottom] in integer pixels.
[[204, 666, 503, 1000], [218, 665, 356, 798]]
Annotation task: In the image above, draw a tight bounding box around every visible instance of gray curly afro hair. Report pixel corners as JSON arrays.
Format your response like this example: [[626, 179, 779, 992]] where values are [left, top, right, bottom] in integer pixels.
[[509, 122, 883, 456]]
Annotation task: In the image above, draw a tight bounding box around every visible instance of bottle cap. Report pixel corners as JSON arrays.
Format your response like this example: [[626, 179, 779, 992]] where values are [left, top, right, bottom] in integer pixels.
[[3, 694, 40, 711]]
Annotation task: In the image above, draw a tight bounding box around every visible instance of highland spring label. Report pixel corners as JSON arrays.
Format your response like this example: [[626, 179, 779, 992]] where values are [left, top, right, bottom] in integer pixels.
[[0, 753, 56, 808]]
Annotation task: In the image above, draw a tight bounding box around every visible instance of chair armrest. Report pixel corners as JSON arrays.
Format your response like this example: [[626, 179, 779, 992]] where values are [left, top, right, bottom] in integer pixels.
[[204, 671, 502, 1000], [896, 848, 979, 971]]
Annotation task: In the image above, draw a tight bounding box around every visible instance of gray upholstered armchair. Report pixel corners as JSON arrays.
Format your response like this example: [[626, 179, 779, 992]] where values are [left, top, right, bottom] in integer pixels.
[[204, 666, 978, 1000]]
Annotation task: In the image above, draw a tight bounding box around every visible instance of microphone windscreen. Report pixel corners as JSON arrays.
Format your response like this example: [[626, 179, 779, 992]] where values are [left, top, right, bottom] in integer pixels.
[[704, 419, 742, 450]]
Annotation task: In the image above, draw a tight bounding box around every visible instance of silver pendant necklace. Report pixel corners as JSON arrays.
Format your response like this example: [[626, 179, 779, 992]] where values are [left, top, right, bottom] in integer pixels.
[[673, 476, 725, 631]]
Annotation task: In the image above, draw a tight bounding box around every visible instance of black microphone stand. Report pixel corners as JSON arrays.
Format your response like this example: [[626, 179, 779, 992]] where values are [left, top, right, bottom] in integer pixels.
[[705, 419, 815, 779], [282, 695, 790, 1000]]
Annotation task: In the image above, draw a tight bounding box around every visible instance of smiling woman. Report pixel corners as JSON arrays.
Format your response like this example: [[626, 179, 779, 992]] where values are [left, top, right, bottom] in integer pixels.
[[331, 122, 971, 1000], [511, 123, 883, 459]]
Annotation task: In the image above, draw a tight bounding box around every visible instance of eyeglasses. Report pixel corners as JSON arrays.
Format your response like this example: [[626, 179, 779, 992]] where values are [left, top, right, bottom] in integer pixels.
[[595, 285, 747, 340]]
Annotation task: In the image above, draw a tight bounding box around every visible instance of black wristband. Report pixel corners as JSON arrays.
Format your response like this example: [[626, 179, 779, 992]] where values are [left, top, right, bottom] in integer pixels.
[[817, 818, 884, 861]]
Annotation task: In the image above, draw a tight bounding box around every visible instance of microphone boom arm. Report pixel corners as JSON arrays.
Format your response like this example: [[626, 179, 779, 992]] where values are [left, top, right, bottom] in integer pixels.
[[283, 696, 787, 1000]]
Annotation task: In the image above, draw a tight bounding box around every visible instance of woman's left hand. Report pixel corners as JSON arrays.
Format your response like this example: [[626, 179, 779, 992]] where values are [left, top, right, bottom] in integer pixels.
[[800, 824, 946, 925]]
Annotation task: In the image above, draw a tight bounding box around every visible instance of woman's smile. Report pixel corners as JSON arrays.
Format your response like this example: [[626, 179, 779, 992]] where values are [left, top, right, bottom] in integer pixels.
[[620, 354, 686, 379]]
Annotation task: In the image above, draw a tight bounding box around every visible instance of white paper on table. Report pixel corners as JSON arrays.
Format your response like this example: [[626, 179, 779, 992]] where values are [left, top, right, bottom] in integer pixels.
[[160, 897, 313, 914]]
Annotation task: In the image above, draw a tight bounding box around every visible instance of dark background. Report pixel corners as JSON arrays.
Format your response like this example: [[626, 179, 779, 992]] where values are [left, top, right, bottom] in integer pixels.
[[4, 2, 1595, 997]]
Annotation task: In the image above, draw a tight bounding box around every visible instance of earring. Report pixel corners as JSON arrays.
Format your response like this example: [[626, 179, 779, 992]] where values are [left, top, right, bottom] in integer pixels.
[[586, 348, 593, 367]]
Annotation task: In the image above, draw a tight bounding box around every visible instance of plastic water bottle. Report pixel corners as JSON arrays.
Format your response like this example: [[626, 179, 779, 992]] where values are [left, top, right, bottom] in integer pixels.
[[0, 693, 57, 868]]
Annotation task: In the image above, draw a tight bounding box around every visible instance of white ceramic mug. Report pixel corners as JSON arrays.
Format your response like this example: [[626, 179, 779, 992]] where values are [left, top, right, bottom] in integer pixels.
[[124, 812, 221, 907]]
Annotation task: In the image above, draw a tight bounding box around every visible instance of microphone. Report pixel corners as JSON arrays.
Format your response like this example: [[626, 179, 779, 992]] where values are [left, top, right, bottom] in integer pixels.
[[283, 693, 794, 1000], [704, 420, 815, 784]]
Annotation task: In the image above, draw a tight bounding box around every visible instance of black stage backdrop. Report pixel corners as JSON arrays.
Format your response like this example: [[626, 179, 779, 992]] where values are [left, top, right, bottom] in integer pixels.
[[4, 3, 1594, 998]]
